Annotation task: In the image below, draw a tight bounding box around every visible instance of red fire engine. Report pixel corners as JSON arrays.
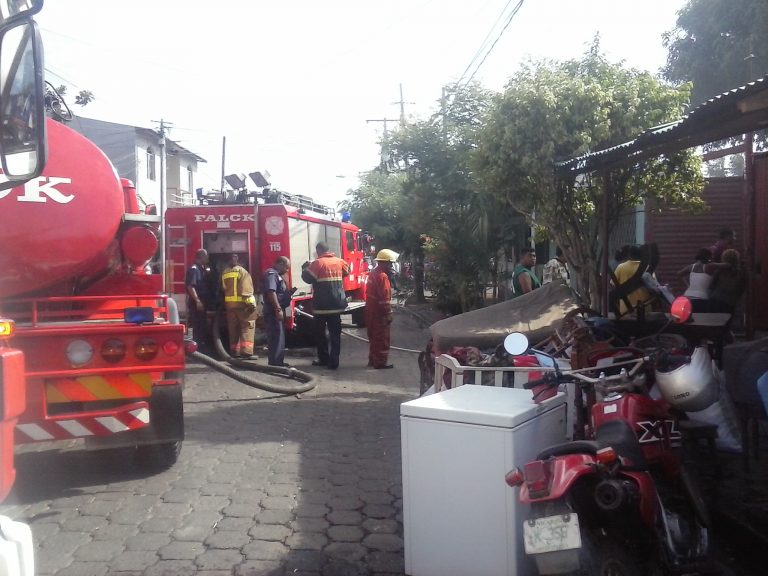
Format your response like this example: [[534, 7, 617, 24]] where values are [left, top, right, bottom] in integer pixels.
[[0, 120, 187, 469], [165, 190, 371, 336]]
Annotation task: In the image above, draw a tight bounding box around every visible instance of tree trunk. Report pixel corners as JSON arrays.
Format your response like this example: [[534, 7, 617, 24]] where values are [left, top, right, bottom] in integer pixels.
[[414, 247, 425, 302]]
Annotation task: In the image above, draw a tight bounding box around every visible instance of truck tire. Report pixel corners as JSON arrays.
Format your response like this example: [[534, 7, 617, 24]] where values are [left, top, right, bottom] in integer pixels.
[[135, 440, 182, 470], [134, 377, 184, 471], [352, 307, 366, 328]]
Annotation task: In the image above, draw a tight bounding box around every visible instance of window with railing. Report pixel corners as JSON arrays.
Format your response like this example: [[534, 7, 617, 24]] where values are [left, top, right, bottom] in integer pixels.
[[146, 147, 156, 181]]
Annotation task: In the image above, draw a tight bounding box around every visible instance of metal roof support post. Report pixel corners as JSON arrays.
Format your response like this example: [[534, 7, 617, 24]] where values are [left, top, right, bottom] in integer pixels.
[[744, 132, 755, 339], [600, 173, 610, 316]]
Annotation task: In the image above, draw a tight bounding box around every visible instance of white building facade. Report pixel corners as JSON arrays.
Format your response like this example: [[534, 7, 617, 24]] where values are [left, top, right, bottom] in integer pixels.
[[70, 116, 206, 208]]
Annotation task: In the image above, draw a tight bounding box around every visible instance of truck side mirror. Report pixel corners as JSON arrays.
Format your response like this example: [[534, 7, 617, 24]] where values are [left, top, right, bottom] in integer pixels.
[[0, 18, 46, 190]]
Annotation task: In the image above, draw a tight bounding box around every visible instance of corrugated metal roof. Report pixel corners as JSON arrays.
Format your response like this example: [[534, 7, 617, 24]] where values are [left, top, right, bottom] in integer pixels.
[[556, 75, 768, 176]]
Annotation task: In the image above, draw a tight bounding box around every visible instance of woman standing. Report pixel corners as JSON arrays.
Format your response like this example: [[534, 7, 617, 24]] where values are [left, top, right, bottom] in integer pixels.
[[677, 248, 729, 313]]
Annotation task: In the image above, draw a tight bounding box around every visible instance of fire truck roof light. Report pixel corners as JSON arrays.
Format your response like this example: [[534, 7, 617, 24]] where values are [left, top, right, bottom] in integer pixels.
[[125, 307, 155, 325], [0, 319, 14, 338]]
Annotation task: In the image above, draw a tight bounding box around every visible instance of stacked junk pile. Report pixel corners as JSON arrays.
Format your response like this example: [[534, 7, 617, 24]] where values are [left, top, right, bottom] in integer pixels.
[[404, 280, 767, 576]]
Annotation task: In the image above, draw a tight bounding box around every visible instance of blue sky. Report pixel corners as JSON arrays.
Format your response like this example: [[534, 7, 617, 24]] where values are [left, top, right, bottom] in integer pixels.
[[37, 0, 687, 206]]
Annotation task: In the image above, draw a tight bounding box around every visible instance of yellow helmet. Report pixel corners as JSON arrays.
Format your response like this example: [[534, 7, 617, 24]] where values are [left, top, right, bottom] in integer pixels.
[[375, 249, 399, 262]]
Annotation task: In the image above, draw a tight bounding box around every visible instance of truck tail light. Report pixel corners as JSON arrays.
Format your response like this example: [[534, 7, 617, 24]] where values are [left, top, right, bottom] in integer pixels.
[[0, 319, 14, 338], [162, 340, 180, 356], [524, 460, 551, 496], [596, 447, 618, 466], [66, 339, 94, 367], [505, 468, 525, 488], [101, 339, 126, 363], [134, 338, 158, 361], [184, 339, 198, 355]]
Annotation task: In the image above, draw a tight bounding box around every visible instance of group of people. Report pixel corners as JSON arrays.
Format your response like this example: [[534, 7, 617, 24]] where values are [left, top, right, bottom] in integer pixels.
[[612, 228, 745, 317], [185, 242, 399, 372], [677, 229, 745, 315], [185, 250, 261, 360]]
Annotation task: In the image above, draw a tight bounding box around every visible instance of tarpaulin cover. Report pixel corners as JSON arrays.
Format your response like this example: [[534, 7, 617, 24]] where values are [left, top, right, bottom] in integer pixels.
[[430, 282, 580, 353]]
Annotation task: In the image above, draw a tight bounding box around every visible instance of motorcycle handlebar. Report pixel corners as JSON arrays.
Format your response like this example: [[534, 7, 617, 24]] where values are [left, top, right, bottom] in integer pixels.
[[521, 355, 650, 389]]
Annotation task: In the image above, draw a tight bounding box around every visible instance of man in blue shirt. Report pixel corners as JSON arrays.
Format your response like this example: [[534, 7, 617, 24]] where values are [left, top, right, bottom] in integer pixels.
[[262, 256, 294, 366], [185, 249, 210, 351]]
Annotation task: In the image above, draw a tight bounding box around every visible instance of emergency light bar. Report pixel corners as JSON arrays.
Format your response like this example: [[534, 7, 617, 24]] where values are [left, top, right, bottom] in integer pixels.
[[124, 307, 155, 325]]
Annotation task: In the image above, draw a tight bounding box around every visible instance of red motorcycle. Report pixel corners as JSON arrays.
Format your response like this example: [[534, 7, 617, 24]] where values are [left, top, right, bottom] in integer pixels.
[[503, 302, 718, 575]]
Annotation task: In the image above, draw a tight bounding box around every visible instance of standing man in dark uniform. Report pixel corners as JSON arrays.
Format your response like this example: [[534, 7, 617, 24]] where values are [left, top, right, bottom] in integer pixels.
[[185, 249, 210, 351], [302, 242, 350, 370], [262, 256, 294, 367]]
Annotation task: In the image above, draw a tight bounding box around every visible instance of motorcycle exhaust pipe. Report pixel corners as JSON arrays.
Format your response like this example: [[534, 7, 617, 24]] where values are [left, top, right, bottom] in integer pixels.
[[594, 479, 627, 511]]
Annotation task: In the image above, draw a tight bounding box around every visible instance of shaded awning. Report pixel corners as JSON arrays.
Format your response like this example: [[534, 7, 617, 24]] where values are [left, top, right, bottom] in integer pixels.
[[556, 75, 768, 176]]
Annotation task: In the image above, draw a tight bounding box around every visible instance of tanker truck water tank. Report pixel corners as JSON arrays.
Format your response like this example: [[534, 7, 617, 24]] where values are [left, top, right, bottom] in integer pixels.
[[0, 119, 125, 298]]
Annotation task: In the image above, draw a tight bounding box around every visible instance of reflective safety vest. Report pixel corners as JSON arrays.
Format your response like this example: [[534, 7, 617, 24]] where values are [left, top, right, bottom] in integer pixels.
[[222, 265, 254, 303]]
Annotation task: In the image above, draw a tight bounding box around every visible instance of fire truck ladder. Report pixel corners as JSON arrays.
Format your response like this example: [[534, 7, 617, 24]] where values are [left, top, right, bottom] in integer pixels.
[[262, 190, 335, 217]]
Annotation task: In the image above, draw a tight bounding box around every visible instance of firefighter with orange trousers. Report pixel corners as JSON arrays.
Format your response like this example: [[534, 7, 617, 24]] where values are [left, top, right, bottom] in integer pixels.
[[366, 249, 398, 369], [221, 253, 258, 358]]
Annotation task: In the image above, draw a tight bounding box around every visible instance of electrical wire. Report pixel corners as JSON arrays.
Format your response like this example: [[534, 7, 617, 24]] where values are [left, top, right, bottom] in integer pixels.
[[456, 0, 517, 87], [458, 0, 526, 89]]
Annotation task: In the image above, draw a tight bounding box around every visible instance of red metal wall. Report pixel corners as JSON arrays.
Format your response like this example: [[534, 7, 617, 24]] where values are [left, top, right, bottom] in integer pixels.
[[645, 177, 744, 296]]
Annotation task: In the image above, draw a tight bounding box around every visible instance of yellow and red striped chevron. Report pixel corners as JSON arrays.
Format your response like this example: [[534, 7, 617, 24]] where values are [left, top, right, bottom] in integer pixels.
[[45, 373, 154, 404]]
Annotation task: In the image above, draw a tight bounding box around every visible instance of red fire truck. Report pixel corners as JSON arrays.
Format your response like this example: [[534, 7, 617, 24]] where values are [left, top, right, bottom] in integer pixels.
[[165, 191, 371, 336]]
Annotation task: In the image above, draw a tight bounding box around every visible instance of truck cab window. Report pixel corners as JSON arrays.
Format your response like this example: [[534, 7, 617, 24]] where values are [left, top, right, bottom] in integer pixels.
[[346, 231, 355, 253]]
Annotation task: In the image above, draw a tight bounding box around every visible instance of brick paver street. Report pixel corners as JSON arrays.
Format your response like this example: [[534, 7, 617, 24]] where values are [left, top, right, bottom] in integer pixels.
[[0, 310, 430, 575]]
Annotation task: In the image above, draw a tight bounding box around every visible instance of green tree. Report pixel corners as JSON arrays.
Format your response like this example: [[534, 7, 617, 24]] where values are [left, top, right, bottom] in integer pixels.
[[340, 170, 408, 253], [475, 44, 705, 307], [47, 85, 95, 123], [663, 0, 768, 105], [387, 83, 518, 312]]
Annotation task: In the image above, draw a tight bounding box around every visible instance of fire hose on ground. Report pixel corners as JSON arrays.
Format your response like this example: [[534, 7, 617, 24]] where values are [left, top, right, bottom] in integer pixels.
[[293, 307, 421, 354], [186, 309, 317, 396]]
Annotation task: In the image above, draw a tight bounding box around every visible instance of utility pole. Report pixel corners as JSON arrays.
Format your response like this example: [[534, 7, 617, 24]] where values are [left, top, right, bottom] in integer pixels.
[[392, 83, 414, 127], [220, 136, 226, 196], [152, 118, 172, 292], [366, 118, 399, 168]]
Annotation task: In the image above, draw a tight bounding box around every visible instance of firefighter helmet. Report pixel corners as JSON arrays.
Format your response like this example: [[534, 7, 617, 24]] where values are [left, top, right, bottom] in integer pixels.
[[375, 249, 399, 262]]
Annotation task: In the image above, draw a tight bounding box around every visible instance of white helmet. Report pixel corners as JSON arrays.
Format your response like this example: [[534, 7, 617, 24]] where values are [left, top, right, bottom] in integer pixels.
[[375, 249, 399, 262], [654, 346, 719, 412]]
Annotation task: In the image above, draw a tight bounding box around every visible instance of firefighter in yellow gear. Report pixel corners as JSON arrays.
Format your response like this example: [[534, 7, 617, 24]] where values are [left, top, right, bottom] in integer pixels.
[[221, 253, 258, 358]]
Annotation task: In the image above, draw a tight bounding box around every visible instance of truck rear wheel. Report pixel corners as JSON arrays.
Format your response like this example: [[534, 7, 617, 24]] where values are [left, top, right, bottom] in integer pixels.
[[135, 440, 182, 470], [134, 377, 184, 471]]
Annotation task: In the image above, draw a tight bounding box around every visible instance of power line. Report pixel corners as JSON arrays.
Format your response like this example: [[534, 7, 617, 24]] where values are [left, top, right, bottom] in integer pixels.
[[459, 0, 526, 89], [456, 0, 516, 86]]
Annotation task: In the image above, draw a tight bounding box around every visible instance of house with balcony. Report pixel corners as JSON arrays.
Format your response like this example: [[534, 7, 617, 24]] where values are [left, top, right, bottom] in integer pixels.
[[70, 116, 206, 208]]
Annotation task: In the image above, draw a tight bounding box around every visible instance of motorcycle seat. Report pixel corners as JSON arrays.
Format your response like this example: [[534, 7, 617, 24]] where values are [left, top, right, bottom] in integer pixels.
[[536, 420, 648, 471]]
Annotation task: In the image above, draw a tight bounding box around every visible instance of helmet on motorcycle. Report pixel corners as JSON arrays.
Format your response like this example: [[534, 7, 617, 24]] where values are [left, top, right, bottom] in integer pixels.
[[375, 249, 399, 262], [654, 346, 719, 412]]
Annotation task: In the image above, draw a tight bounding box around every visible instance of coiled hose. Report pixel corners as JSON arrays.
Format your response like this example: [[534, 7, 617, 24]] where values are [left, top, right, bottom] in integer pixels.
[[186, 309, 316, 396]]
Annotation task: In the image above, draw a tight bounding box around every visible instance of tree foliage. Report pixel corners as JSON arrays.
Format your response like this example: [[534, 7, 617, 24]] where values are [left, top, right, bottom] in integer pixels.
[[47, 85, 95, 123], [344, 84, 522, 312], [475, 44, 704, 306], [663, 0, 768, 105], [339, 170, 408, 253]]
